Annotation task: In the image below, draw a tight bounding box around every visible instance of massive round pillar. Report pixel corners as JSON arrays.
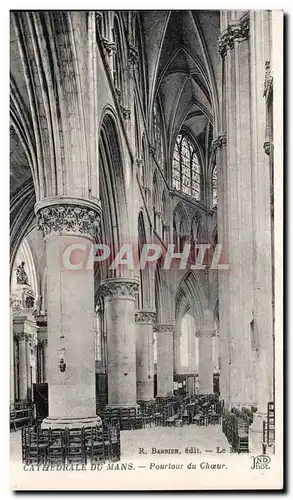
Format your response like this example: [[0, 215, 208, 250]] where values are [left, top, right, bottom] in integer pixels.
[[154, 324, 174, 398], [218, 13, 256, 407], [197, 330, 215, 394], [36, 199, 101, 429], [135, 309, 156, 402], [100, 277, 139, 408]]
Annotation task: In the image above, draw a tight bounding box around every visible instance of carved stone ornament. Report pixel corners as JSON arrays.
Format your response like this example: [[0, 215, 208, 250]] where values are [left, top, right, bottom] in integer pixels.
[[263, 141, 273, 156], [105, 42, 117, 57], [153, 324, 175, 334], [128, 44, 139, 66], [121, 106, 131, 120], [38, 338, 48, 348], [135, 310, 157, 324], [195, 329, 216, 338], [263, 60, 273, 98], [14, 332, 32, 341], [210, 134, 227, 155], [149, 145, 156, 158], [218, 19, 250, 57], [36, 204, 101, 239], [16, 261, 29, 285], [95, 11, 103, 32], [99, 278, 140, 300], [136, 158, 144, 170]]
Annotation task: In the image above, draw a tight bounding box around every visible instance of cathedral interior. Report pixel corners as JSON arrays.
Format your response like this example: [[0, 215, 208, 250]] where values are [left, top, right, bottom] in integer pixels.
[[10, 10, 276, 462]]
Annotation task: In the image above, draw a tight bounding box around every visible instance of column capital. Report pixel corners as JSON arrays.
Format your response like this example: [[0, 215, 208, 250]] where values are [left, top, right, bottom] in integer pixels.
[[35, 197, 101, 240], [153, 324, 175, 334], [121, 106, 131, 121], [105, 42, 117, 57], [99, 277, 140, 301], [211, 133, 227, 154], [218, 17, 250, 58], [196, 329, 217, 338], [135, 309, 156, 324], [14, 332, 32, 341]]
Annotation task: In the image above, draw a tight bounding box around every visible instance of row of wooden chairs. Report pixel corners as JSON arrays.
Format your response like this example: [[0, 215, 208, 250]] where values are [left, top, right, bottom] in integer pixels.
[[103, 407, 144, 431], [10, 401, 34, 431], [21, 424, 120, 465], [222, 411, 249, 453], [262, 401, 275, 454]]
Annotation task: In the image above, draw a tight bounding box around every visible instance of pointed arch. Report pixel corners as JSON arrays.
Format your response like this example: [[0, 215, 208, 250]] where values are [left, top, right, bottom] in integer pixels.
[[175, 269, 208, 327], [173, 201, 190, 235], [99, 108, 130, 278]]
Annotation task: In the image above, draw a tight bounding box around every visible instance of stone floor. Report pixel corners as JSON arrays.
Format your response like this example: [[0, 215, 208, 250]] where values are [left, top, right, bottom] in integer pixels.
[[10, 425, 275, 490], [120, 424, 230, 460], [10, 424, 231, 464]]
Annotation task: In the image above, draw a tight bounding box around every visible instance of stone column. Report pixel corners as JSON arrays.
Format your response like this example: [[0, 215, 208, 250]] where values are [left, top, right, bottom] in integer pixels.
[[212, 134, 230, 402], [36, 314, 48, 383], [10, 299, 15, 406], [36, 200, 101, 429], [249, 11, 274, 415], [197, 330, 214, 394], [135, 309, 156, 402], [17, 333, 29, 401], [37, 339, 48, 383], [100, 277, 139, 408], [218, 12, 255, 406], [154, 325, 174, 397], [42, 339, 48, 383]]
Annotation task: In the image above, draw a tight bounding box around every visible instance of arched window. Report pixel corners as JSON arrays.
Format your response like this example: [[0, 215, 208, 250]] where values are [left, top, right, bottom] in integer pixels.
[[212, 165, 217, 208], [153, 100, 163, 166], [180, 312, 196, 370], [113, 18, 123, 100], [172, 134, 202, 201]]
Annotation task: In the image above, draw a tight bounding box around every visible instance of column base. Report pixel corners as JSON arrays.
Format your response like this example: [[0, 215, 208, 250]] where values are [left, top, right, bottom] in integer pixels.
[[41, 415, 102, 429]]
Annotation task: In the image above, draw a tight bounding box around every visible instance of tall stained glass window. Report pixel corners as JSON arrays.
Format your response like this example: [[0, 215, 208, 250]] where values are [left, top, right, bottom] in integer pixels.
[[172, 134, 201, 201], [153, 101, 163, 166]]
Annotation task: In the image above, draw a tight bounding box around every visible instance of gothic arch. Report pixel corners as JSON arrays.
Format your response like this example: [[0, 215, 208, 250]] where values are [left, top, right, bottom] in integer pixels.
[[99, 109, 131, 278], [173, 202, 190, 235], [175, 269, 207, 329]]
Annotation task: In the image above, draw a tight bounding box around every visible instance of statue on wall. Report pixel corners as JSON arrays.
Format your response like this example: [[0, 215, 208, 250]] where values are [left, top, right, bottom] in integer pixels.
[[16, 261, 29, 286]]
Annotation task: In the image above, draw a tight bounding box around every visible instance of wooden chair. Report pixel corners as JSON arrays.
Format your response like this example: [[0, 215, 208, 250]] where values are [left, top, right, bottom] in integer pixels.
[[84, 426, 105, 463], [120, 408, 131, 431], [47, 429, 65, 466], [110, 409, 120, 428], [67, 428, 86, 465], [108, 425, 120, 461], [26, 427, 49, 465]]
